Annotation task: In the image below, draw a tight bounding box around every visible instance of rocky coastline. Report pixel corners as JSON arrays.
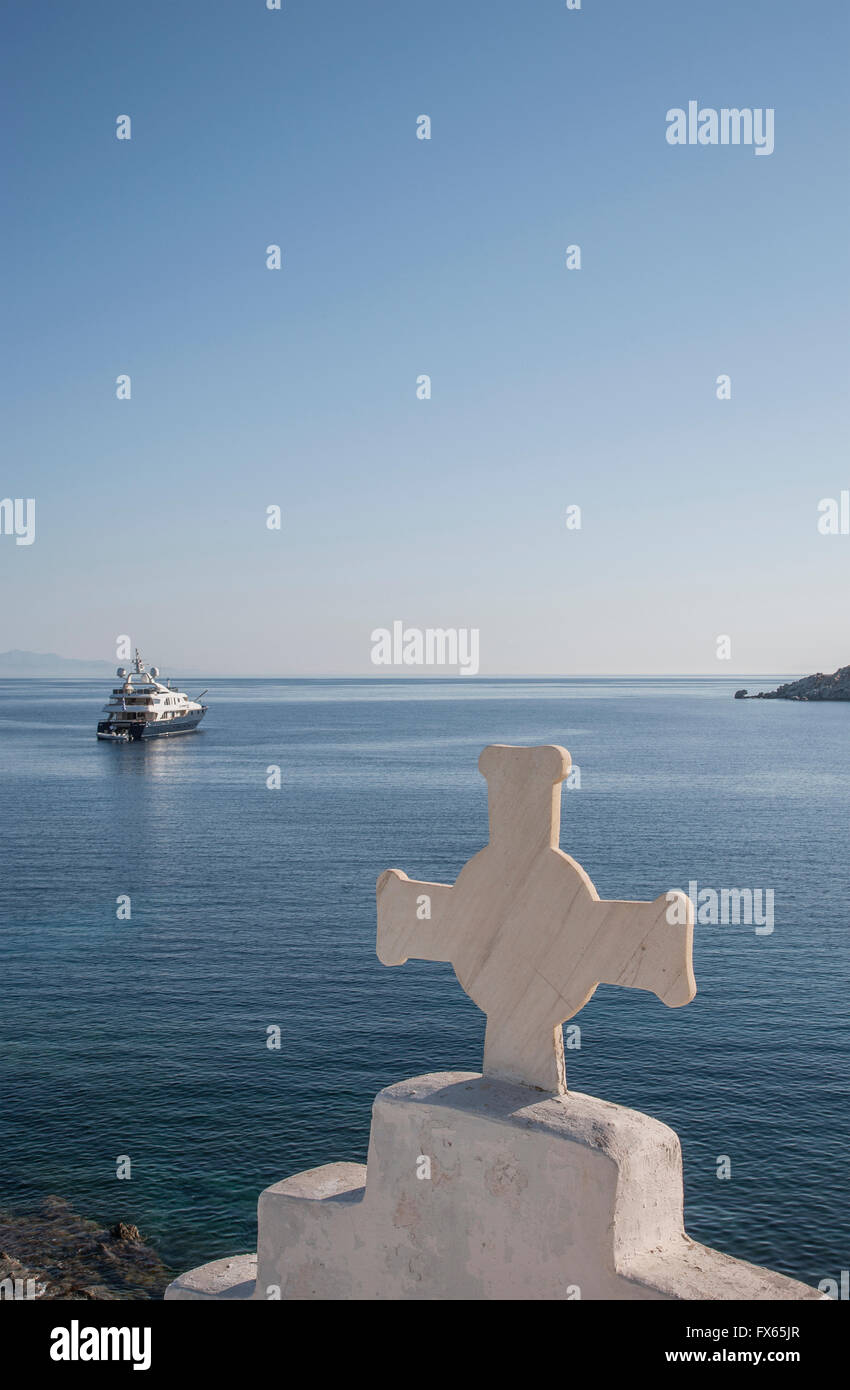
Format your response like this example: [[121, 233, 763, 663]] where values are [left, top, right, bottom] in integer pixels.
[[0, 1196, 170, 1300], [735, 664, 850, 702]]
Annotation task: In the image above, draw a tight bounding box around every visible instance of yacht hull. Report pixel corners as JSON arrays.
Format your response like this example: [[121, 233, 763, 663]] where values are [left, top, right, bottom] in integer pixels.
[[97, 710, 207, 741], [139, 711, 206, 739]]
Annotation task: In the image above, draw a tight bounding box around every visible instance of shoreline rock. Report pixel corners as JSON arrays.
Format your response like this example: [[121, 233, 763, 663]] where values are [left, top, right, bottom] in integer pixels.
[[735, 664, 850, 702], [0, 1196, 171, 1300]]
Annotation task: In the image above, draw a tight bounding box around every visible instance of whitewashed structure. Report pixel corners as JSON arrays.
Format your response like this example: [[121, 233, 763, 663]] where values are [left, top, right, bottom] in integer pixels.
[[167, 745, 821, 1301]]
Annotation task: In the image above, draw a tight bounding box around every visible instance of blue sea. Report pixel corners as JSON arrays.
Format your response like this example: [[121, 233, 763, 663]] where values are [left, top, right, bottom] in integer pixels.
[[1, 676, 848, 1292]]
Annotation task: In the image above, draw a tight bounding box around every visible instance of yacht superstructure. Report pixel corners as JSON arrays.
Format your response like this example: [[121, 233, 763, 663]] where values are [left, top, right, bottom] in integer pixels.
[[97, 651, 207, 740]]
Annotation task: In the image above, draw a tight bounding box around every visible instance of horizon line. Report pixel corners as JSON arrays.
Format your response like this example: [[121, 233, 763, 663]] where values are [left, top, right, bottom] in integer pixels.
[[0, 671, 806, 681]]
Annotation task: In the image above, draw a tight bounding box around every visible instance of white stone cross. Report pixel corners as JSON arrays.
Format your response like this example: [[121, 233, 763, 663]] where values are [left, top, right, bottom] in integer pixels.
[[376, 744, 696, 1094]]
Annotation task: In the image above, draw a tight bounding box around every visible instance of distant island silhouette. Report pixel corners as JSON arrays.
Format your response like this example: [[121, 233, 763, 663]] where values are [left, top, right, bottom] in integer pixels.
[[0, 649, 115, 675], [0, 650, 198, 677], [735, 665, 850, 701]]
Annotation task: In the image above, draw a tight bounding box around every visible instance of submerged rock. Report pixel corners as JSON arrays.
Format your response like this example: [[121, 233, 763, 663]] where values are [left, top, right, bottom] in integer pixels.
[[735, 664, 850, 701], [110, 1221, 142, 1243], [0, 1196, 170, 1300]]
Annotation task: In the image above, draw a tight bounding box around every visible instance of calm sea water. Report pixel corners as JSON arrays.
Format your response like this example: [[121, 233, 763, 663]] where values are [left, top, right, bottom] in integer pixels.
[[1, 676, 848, 1291]]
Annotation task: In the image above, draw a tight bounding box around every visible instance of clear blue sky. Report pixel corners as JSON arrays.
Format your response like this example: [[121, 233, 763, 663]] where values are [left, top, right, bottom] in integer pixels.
[[2, 1, 848, 674]]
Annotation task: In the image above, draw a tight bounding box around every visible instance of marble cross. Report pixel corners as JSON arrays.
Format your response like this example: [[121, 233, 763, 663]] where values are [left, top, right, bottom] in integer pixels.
[[376, 744, 696, 1094]]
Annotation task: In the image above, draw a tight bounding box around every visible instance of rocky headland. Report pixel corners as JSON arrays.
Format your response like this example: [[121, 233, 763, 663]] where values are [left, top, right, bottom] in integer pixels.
[[735, 665, 850, 701]]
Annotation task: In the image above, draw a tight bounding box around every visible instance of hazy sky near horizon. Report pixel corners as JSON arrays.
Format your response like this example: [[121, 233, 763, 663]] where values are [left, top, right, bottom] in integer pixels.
[[2, 1, 848, 676]]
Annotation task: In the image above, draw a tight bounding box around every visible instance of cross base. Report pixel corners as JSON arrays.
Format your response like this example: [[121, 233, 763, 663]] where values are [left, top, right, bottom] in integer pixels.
[[166, 1074, 822, 1302]]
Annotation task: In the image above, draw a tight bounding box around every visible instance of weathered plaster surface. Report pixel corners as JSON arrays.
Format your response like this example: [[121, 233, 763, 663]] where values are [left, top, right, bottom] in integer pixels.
[[166, 1073, 822, 1301]]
